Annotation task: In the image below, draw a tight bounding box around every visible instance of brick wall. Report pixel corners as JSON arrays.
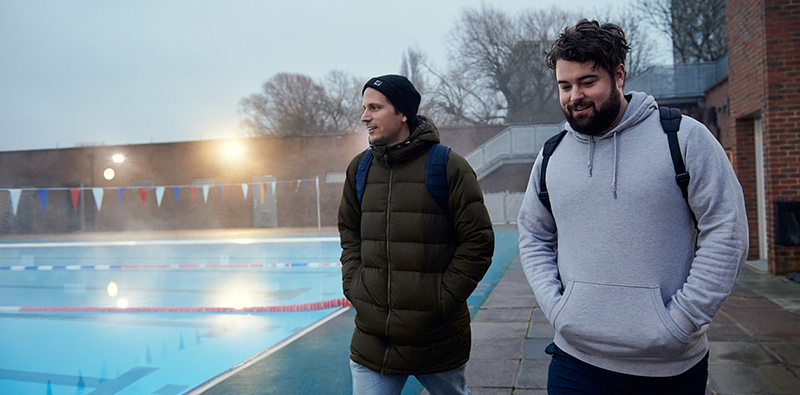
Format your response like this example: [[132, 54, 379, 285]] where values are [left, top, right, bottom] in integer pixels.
[[763, 0, 800, 272], [727, 0, 765, 262], [727, 0, 766, 118], [0, 123, 514, 235], [727, 0, 800, 273], [0, 133, 369, 234]]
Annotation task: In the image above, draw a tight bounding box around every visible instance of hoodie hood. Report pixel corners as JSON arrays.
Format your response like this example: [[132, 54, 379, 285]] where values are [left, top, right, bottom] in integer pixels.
[[370, 115, 440, 165], [563, 91, 657, 198]]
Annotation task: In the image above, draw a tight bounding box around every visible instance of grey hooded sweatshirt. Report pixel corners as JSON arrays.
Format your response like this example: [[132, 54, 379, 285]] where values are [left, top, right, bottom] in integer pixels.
[[518, 91, 749, 376]]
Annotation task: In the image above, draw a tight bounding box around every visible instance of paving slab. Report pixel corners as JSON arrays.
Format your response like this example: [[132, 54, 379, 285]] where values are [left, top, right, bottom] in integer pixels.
[[709, 342, 779, 364], [466, 359, 519, 388], [526, 309, 555, 339], [514, 360, 549, 389], [472, 337, 524, 360], [721, 304, 800, 342], [472, 307, 533, 323], [708, 311, 754, 342], [708, 363, 800, 394], [763, 342, 800, 367], [471, 322, 530, 339], [480, 292, 537, 309], [468, 389, 513, 395], [522, 338, 552, 360]]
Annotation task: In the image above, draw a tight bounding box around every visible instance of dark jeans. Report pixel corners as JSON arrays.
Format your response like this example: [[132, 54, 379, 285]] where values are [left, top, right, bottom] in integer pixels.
[[545, 343, 709, 395]]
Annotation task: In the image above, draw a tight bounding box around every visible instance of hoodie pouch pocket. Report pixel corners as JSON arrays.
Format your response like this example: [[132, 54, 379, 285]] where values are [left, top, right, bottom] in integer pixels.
[[551, 281, 690, 359]]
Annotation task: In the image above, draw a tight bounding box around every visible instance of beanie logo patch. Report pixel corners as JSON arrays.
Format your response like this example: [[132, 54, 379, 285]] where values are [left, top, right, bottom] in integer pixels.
[[373, 80, 382, 86]]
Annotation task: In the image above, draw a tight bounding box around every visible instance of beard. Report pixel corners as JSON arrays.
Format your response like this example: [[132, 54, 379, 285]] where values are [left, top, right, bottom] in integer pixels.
[[562, 87, 623, 136]]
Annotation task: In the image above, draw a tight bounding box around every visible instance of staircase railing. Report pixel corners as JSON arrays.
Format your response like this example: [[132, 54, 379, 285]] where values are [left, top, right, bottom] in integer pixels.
[[465, 123, 563, 180]]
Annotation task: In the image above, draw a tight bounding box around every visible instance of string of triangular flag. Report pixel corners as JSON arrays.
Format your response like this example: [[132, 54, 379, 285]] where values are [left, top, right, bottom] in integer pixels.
[[0, 178, 318, 217]]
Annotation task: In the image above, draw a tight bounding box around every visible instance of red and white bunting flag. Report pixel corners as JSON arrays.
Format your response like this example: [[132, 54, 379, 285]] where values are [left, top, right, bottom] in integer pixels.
[[8, 189, 21, 216], [69, 188, 80, 211], [92, 188, 104, 211], [202, 185, 210, 203], [155, 186, 165, 207], [138, 188, 147, 206]]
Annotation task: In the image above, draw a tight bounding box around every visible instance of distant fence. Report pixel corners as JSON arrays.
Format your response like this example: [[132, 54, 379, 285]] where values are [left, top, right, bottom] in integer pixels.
[[484, 192, 525, 225], [0, 177, 325, 235]]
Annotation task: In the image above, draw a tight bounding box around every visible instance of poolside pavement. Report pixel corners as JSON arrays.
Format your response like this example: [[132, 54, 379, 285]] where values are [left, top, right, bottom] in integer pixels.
[[458, 258, 800, 395]]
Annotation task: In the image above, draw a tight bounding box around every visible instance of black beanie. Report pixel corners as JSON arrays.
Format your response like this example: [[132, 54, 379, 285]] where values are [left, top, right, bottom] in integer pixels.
[[362, 74, 421, 130]]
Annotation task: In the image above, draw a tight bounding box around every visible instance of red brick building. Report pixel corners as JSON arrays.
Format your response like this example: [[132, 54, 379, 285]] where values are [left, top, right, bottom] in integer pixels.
[[727, 0, 800, 274]]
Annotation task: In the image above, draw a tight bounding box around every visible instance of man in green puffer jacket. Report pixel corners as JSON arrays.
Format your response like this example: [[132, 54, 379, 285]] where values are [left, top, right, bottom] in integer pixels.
[[338, 74, 494, 395]]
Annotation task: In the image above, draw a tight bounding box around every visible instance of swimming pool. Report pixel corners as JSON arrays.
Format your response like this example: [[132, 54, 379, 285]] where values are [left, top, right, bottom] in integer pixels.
[[0, 235, 345, 395]]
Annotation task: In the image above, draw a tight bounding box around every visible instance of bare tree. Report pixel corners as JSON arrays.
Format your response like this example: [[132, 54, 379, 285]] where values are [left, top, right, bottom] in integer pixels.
[[400, 47, 427, 94], [516, 7, 575, 122], [320, 70, 362, 134], [636, 0, 726, 63], [590, 6, 659, 79], [426, 62, 506, 126], [239, 71, 362, 137], [444, 5, 574, 125]]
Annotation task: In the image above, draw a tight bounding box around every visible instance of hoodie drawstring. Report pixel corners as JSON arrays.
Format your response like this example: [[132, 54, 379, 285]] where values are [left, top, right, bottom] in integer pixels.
[[585, 133, 619, 199], [612, 132, 618, 199], [587, 137, 595, 177]]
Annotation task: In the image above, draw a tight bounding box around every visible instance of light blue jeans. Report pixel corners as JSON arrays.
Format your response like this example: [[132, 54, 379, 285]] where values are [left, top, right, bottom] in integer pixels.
[[350, 359, 471, 395]]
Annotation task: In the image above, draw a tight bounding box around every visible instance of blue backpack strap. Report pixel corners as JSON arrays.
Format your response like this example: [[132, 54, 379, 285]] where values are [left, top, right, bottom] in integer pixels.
[[538, 130, 567, 216], [355, 148, 373, 206], [426, 143, 450, 214]]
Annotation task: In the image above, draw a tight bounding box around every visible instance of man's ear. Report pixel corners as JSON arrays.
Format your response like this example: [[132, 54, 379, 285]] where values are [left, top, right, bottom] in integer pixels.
[[615, 63, 626, 89], [401, 116, 407, 123]]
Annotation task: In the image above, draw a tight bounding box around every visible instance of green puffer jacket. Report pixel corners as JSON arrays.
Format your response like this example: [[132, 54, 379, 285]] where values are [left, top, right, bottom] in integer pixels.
[[338, 115, 494, 375]]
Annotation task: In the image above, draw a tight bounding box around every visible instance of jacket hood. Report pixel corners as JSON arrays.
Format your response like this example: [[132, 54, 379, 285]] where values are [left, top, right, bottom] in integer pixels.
[[370, 115, 440, 165], [563, 91, 657, 198]]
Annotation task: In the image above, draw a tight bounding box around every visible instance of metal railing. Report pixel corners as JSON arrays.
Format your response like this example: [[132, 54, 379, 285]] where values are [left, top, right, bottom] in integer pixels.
[[465, 123, 563, 180], [625, 56, 728, 100], [463, 123, 562, 224]]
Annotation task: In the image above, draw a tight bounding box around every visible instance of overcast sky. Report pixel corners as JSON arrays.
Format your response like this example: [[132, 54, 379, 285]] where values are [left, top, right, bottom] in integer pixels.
[[0, 0, 651, 152]]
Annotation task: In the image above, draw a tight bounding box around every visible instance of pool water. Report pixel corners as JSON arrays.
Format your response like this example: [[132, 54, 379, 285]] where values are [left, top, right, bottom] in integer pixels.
[[0, 235, 344, 395]]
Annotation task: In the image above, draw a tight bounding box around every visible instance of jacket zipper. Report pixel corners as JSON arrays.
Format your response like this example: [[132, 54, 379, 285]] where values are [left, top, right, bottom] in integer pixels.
[[381, 155, 393, 375]]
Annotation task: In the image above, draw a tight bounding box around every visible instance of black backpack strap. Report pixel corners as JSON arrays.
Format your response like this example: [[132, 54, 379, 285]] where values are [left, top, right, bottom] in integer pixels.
[[538, 130, 567, 215], [355, 148, 373, 206], [426, 143, 450, 214], [660, 107, 698, 226], [659, 107, 689, 202]]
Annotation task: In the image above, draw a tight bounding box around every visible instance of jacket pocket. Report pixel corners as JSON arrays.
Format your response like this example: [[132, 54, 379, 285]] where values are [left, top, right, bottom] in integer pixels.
[[350, 265, 379, 305], [551, 281, 690, 359]]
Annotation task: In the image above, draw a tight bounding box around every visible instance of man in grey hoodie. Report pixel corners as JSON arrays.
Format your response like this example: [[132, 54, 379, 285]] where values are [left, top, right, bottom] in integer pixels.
[[517, 19, 749, 394]]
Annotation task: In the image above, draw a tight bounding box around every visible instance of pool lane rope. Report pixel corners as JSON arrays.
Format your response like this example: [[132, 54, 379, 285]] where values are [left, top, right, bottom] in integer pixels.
[[5, 297, 353, 313], [0, 262, 342, 271]]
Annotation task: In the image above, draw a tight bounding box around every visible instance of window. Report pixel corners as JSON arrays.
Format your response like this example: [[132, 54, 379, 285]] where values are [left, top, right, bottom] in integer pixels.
[[192, 178, 215, 185], [325, 172, 345, 183], [131, 180, 154, 187]]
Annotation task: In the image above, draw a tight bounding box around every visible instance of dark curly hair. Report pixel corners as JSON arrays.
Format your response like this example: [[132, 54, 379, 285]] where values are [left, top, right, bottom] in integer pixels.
[[545, 19, 630, 79]]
